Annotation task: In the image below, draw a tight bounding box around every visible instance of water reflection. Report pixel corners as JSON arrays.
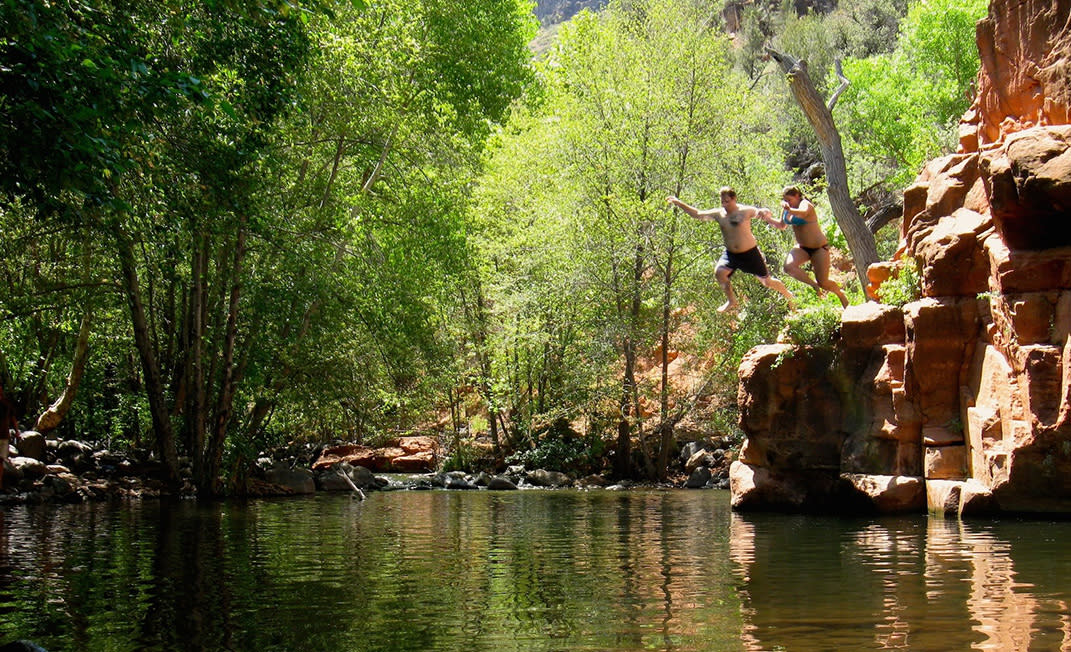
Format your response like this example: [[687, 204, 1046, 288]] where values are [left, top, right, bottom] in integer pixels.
[[0, 493, 744, 651], [927, 519, 1071, 651], [2, 494, 1071, 651], [730, 511, 1071, 651]]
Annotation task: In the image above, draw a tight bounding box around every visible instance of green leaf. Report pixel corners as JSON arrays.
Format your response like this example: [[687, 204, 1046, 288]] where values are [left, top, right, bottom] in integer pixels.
[[219, 99, 238, 119]]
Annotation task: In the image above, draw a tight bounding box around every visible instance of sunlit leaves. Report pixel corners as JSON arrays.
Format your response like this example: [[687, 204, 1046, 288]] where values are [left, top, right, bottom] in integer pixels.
[[837, 0, 987, 188], [255, 0, 537, 438], [469, 0, 789, 457]]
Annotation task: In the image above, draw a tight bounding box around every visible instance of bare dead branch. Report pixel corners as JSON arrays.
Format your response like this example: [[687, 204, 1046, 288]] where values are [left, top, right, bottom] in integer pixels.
[[828, 59, 849, 112], [762, 45, 879, 288]]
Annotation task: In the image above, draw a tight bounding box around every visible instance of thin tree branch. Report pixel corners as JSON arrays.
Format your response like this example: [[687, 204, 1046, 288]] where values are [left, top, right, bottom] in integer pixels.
[[828, 59, 849, 112], [361, 123, 398, 195], [764, 46, 799, 73]]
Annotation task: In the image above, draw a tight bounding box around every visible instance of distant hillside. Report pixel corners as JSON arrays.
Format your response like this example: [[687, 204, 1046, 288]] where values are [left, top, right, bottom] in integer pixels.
[[529, 0, 841, 56], [534, 0, 606, 25], [530, 0, 606, 56]]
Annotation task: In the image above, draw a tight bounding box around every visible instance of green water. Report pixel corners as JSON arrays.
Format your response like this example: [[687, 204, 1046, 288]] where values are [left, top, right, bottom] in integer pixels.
[[0, 490, 1069, 651]]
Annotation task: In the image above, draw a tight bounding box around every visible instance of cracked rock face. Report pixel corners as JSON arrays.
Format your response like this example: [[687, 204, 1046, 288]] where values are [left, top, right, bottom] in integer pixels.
[[981, 126, 1071, 250], [969, 0, 1071, 147]]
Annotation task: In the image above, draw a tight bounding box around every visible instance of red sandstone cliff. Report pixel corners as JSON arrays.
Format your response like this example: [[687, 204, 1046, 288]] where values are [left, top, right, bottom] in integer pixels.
[[731, 0, 1071, 515]]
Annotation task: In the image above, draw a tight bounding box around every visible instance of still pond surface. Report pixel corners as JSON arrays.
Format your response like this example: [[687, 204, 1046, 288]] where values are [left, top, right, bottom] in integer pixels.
[[0, 489, 1069, 651]]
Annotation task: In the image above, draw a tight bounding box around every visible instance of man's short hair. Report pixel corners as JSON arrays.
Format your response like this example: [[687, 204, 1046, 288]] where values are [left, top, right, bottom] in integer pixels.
[[719, 186, 736, 200]]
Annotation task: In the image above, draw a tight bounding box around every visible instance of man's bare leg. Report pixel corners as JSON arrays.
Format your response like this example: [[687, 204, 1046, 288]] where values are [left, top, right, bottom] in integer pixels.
[[716, 266, 738, 312], [811, 247, 849, 307]]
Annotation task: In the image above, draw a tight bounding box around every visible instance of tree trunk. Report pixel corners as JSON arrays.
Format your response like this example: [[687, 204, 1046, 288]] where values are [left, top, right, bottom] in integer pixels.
[[204, 220, 247, 496], [613, 356, 635, 479], [34, 309, 92, 434], [613, 241, 646, 479], [461, 278, 501, 456], [115, 225, 181, 489], [241, 243, 346, 463], [765, 47, 879, 289], [655, 242, 675, 479], [185, 232, 208, 489]]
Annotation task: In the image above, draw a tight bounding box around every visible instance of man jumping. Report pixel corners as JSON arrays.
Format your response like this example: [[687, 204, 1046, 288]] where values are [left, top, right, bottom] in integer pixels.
[[667, 187, 795, 313]]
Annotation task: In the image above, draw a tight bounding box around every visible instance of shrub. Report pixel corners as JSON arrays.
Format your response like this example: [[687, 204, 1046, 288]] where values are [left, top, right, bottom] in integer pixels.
[[878, 258, 922, 307], [440, 440, 497, 473], [781, 301, 843, 346], [506, 437, 590, 472], [505, 418, 606, 474]]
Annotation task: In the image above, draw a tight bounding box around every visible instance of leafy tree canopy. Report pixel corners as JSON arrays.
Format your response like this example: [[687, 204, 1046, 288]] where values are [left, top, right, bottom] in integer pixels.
[[837, 0, 987, 188]]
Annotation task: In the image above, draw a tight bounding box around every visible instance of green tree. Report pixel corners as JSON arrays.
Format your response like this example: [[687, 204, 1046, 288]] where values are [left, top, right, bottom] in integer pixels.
[[250, 0, 536, 456], [0, 0, 307, 488], [1, 0, 535, 495], [838, 0, 987, 189], [471, 0, 786, 479]]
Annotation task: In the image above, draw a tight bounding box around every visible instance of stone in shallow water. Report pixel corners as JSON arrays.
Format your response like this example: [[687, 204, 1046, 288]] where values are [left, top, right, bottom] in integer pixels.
[[16, 432, 46, 461], [730, 461, 806, 511], [10, 457, 47, 480], [525, 469, 573, 488], [841, 474, 925, 514], [264, 464, 315, 494], [486, 476, 518, 491], [444, 476, 478, 490], [685, 466, 711, 489]]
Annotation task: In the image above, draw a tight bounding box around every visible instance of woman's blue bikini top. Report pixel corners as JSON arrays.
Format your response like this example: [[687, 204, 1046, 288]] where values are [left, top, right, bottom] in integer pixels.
[[782, 209, 807, 226]]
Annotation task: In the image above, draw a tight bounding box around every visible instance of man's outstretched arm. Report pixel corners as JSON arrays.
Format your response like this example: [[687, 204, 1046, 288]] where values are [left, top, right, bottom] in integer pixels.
[[666, 196, 720, 221]]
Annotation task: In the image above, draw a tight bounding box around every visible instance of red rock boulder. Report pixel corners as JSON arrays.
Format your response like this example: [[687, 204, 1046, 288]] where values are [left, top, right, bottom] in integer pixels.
[[312, 436, 439, 473], [980, 126, 1071, 250]]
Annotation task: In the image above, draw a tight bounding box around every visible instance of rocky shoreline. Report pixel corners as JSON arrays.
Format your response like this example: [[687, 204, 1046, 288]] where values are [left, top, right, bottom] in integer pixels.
[[0, 432, 734, 505]]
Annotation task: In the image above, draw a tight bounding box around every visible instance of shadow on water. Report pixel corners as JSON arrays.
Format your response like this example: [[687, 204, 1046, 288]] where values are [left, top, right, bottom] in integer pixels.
[[0, 493, 1069, 651]]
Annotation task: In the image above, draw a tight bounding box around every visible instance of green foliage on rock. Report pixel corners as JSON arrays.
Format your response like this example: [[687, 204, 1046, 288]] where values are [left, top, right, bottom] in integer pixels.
[[877, 258, 922, 307], [780, 301, 843, 346]]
